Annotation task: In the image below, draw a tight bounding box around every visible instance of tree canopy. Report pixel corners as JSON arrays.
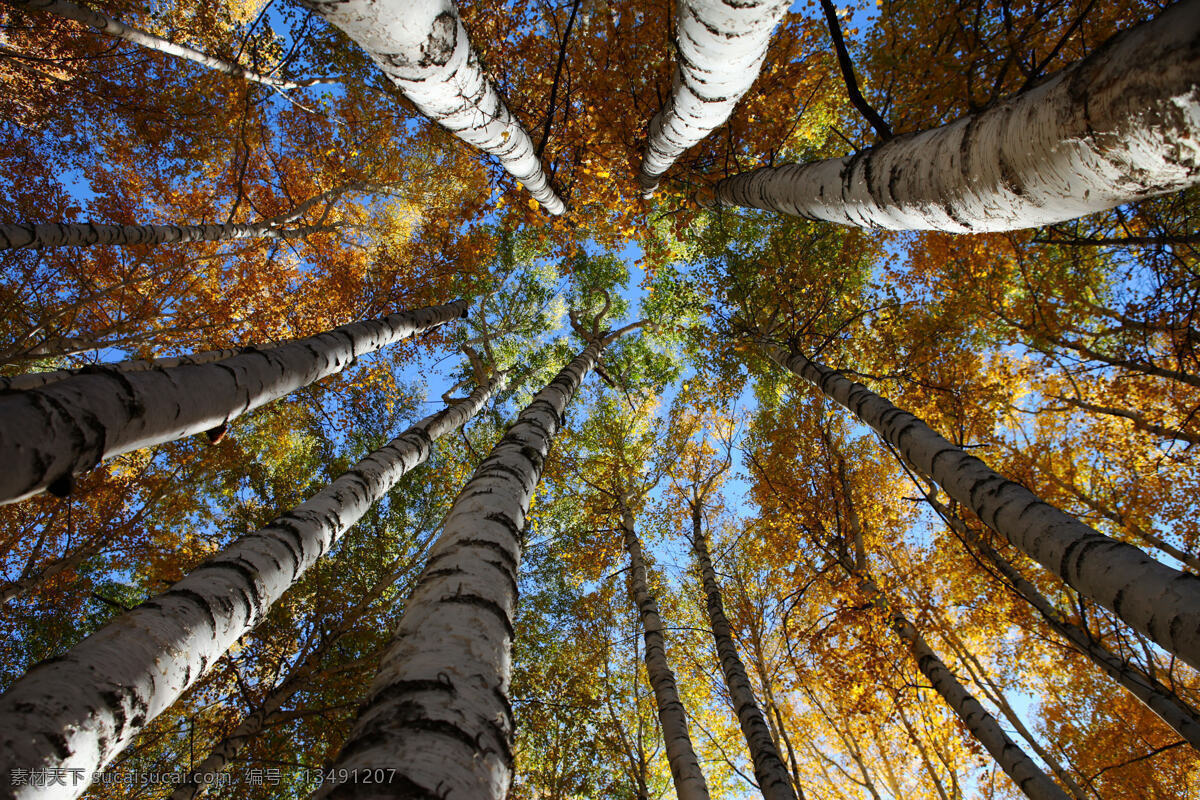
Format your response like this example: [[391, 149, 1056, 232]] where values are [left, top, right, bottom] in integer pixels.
[[0, 0, 1198, 797]]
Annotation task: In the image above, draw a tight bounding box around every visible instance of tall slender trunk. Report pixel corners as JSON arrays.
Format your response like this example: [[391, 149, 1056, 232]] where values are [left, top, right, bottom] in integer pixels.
[[893, 702, 953, 800], [0, 221, 335, 251], [0, 299, 467, 505], [0, 182, 358, 251], [769, 344, 1200, 671], [690, 503, 797, 800], [299, 0, 565, 215], [714, 0, 1200, 231], [638, 0, 788, 195], [314, 329, 635, 799], [0, 377, 500, 800], [934, 623, 1090, 800], [622, 496, 711, 800], [839, 559, 1069, 800], [173, 693, 292, 800], [928, 494, 1200, 750], [7, 0, 319, 89]]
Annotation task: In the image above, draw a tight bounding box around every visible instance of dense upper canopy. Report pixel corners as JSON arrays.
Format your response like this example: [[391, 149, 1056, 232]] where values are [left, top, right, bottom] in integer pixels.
[[0, 0, 1198, 797]]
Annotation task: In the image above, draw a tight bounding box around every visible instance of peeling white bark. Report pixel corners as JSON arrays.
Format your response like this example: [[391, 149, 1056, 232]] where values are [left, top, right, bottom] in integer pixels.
[[624, 500, 711, 800], [691, 512, 797, 800], [7, 0, 316, 89], [772, 345, 1200, 672], [716, 0, 1200, 231], [639, 0, 788, 196], [0, 299, 467, 505], [299, 0, 565, 215], [0, 221, 331, 250], [314, 335, 618, 799], [0, 376, 499, 800]]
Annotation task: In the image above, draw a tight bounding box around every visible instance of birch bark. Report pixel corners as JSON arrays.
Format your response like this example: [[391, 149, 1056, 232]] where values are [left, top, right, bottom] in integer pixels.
[[0, 342, 281, 392], [0, 376, 500, 800], [7, 0, 320, 89], [298, 0, 565, 215], [0, 299, 467, 505], [714, 0, 1200, 231], [0, 221, 334, 250], [929, 495, 1200, 750], [313, 332, 623, 799], [770, 344, 1200, 671], [639, 0, 789, 196], [690, 504, 797, 800], [621, 498, 711, 800]]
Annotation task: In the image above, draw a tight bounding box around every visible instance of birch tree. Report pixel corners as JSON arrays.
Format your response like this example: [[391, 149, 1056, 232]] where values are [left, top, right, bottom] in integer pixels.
[[7, 0, 325, 89], [0, 182, 366, 250], [0, 220, 334, 251], [689, 496, 797, 800], [0, 371, 501, 800], [713, 0, 1200, 231], [621, 493, 712, 800], [765, 342, 1200, 672], [638, 0, 789, 196], [298, 0, 565, 215], [313, 319, 642, 799], [0, 299, 466, 505]]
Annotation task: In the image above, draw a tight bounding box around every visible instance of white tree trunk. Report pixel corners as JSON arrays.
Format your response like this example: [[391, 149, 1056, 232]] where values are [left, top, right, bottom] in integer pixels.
[[0, 299, 467, 505], [881, 597, 1069, 800], [8, 0, 314, 89], [0, 343, 282, 392], [639, 0, 788, 195], [312, 335, 612, 799], [771, 345, 1200, 672], [691, 508, 797, 800], [170, 696, 290, 800], [299, 0, 565, 215], [715, 0, 1200, 231], [623, 499, 711, 800], [0, 221, 332, 250], [0, 376, 500, 800], [1, 182, 359, 251]]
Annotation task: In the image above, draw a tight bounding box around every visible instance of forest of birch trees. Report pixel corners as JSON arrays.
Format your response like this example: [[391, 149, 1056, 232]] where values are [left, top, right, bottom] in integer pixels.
[[0, 0, 1198, 797]]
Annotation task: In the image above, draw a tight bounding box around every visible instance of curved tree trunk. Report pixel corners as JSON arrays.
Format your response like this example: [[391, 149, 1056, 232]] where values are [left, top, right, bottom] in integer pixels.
[[299, 0, 565, 215], [623, 497, 711, 800], [929, 495, 1200, 750], [770, 345, 1200, 672], [0, 299, 467, 505], [0, 376, 500, 800], [715, 0, 1200, 231], [638, 0, 788, 195], [690, 504, 797, 800], [314, 330, 630, 799], [8, 0, 316, 89]]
